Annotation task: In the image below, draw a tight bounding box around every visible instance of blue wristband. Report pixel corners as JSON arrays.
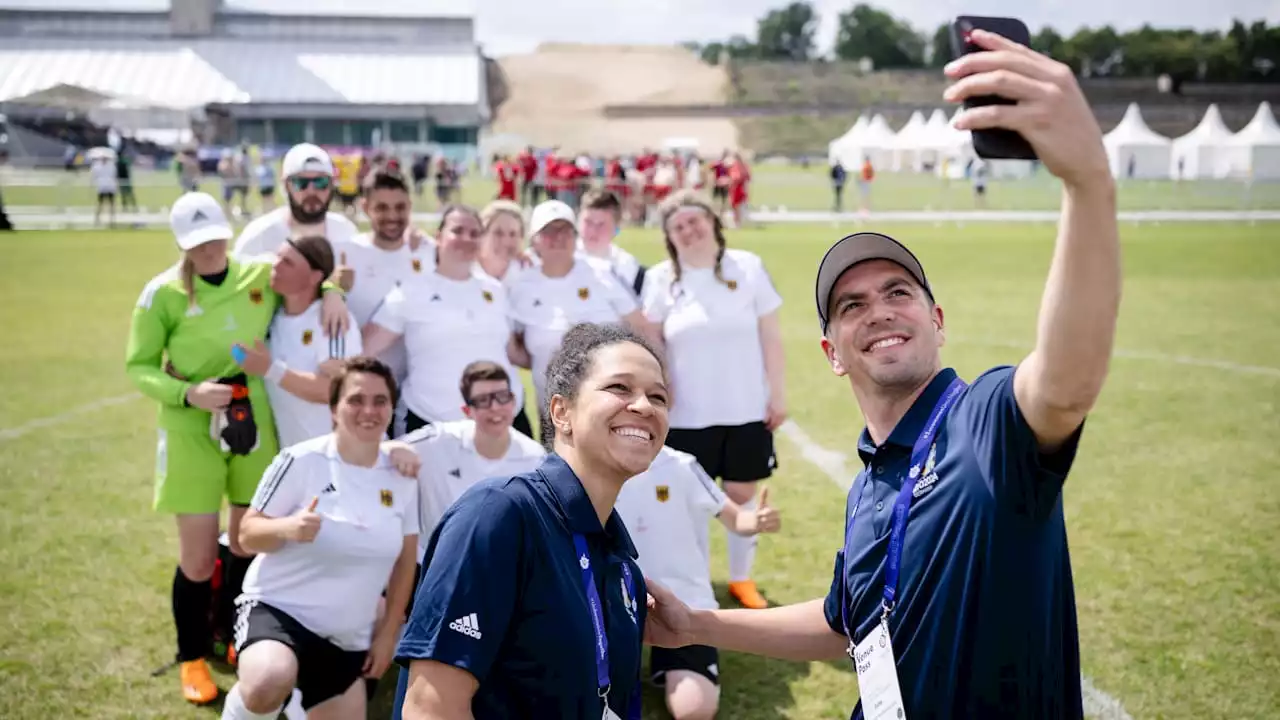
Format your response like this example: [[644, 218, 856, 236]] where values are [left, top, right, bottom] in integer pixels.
[[231, 345, 247, 365]]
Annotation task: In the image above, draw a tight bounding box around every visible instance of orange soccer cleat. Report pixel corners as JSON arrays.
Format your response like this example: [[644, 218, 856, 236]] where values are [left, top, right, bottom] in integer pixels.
[[728, 580, 769, 610], [179, 659, 219, 705]]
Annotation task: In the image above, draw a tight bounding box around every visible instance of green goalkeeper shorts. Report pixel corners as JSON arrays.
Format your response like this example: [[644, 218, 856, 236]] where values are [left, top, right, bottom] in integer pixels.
[[152, 425, 280, 514]]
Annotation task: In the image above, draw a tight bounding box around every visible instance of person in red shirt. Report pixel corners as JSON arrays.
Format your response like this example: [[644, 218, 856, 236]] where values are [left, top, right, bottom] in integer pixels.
[[727, 152, 751, 229], [494, 155, 518, 202], [711, 151, 730, 215], [517, 147, 538, 207]]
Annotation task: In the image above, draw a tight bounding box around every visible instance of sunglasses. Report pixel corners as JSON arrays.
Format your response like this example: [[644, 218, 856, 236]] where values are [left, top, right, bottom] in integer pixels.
[[467, 390, 515, 409], [289, 175, 333, 191]]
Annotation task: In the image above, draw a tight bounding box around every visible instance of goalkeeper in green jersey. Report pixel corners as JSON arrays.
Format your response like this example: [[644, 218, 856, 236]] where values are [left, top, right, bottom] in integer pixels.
[[125, 192, 351, 705]]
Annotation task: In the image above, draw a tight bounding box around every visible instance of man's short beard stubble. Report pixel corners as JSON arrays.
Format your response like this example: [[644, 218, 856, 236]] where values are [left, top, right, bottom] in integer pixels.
[[288, 192, 330, 224]]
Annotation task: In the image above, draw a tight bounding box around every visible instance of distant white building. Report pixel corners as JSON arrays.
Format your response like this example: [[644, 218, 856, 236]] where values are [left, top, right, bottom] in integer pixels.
[[0, 0, 488, 152]]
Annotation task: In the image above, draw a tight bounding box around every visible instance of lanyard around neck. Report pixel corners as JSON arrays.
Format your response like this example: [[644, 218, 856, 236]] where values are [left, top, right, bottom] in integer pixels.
[[840, 377, 967, 646]]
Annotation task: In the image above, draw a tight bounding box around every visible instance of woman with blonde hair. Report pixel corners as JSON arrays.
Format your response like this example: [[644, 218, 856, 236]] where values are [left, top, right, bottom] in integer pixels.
[[477, 199, 526, 282], [126, 192, 350, 705], [641, 188, 787, 611]]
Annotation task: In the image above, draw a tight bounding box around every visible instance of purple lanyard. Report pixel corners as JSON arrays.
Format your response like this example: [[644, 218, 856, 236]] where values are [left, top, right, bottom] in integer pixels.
[[573, 533, 638, 719], [840, 378, 967, 649]]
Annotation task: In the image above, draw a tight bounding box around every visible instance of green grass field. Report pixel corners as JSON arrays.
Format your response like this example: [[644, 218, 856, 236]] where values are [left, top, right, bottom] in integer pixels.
[[1, 220, 1278, 719]]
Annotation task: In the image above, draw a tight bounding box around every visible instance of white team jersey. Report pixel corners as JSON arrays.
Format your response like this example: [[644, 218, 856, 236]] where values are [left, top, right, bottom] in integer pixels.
[[402, 419, 546, 560], [579, 243, 644, 297], [240, 434, 419, 651], [614, 446, 727, 610], [642, 248, 783, 429], [506, 259, 639, 408], [370, 269, 521, 424], [341, 233, 438, 383], [265, 300, 363, 448], [90, 162, 118, 193], [231, 207, 360, 259]]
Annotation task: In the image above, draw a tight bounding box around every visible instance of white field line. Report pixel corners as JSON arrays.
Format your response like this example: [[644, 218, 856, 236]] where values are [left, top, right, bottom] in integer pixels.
[[0, 393, 141, 442], [6, 209, 1280, 230], [776, 418, 1134, 720]]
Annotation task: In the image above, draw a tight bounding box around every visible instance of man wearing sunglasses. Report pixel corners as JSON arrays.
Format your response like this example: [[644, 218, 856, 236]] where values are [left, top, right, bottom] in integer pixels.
[[233, 143, 359, 260]]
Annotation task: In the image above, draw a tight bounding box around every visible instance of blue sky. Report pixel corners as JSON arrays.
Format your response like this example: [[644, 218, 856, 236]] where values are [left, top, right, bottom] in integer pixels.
[[475, 0, 1280, 56]]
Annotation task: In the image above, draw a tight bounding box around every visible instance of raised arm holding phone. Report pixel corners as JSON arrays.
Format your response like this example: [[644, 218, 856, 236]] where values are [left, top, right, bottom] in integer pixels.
[[645, 23, 1120, 720]]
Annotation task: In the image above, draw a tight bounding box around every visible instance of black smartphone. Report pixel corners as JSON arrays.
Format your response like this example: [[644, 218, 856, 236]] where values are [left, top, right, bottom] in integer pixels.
[[949, 15, 1038, 161]]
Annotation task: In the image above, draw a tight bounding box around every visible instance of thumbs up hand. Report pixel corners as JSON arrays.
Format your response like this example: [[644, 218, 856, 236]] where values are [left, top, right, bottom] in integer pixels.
[[289, 496, 323, 543], [754, 486, 781, 534], [332, 250, 356, 292], [234, 338, 273, 377]]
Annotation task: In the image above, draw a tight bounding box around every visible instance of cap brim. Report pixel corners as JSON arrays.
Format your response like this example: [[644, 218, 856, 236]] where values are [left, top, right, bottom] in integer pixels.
[[176, 224, 233, 251], [529, 216, 575, 239], [815, 232, 931, 331]]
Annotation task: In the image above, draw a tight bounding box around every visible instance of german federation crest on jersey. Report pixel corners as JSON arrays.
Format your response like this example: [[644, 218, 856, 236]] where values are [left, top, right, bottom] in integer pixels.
[[412, 258, 422, 273], [482, 290, 494, 303], [726, 279, 738, 291], [656, 485, 670, 502], [577, 287, 590, 300], [302, 329, 313, 346], [912, 443, 940, 498], [249, 288, 264, 304], [380, 489, 394, 507]]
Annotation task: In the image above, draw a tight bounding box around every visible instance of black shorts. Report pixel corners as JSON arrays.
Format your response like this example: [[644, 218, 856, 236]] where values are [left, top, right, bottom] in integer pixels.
[[405, 406, 535, 441], [666, 421, 776, 482], [97, 192, 115, 202], [650, 645, 720, 686], [712, 186, 728, 200], [234, 601, 366, 710], [339, 192, 358, 208]]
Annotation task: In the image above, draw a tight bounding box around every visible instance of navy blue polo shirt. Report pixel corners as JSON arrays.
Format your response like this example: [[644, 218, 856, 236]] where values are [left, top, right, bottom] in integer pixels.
[[823, 366, 1085, 719], [395, 453, 647, 719]]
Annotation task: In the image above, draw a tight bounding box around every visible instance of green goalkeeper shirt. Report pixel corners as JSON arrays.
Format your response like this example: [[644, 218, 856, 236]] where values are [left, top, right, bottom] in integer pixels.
[[126, 255, 282, 431]]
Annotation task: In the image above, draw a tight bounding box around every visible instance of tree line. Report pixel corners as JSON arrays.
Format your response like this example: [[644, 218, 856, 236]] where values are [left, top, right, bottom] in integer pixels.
[[683, 2, 1280, 84]]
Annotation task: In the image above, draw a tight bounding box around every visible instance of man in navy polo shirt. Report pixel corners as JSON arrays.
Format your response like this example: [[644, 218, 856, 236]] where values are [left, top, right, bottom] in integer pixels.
[[643, 28, 1121, 719], [393, 452, 646, 719]]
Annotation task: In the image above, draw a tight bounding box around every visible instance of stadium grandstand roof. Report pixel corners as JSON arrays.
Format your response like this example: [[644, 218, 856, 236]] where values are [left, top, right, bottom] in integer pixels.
[[0, 38, 482, 108], [0, 0, 474, 18]]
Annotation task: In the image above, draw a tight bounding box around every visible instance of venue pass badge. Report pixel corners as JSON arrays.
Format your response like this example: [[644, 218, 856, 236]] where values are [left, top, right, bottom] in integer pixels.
[[853, 619, 907, 720]]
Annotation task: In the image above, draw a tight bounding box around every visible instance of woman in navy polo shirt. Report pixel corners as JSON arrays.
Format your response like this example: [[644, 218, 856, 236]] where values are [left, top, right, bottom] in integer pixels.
[[395, 322, 668, 720]]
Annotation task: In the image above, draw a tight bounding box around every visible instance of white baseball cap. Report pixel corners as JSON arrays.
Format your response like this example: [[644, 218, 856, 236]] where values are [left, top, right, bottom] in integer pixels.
[[528, 200, 576, 238], [170, 192, 233, 251], [282, 143, 335, 177]]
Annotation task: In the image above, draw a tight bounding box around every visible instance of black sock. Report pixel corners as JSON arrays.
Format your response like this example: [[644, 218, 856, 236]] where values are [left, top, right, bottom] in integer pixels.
[[172, 566, 213, 662], [215, 552, 254, 646], [366, 676, 380, 702]]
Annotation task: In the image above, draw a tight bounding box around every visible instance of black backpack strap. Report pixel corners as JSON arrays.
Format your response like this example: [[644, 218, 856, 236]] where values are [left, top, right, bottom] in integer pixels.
[[632, 265, 648, 297]]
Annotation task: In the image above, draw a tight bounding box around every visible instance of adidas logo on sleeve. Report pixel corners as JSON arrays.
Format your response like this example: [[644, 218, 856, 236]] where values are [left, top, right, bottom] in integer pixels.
[[449, 613, 482, 639]]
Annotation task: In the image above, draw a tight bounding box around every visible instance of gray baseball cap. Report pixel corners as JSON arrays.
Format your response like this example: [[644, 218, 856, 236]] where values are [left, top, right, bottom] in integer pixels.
[[814, 231, 933, 333]]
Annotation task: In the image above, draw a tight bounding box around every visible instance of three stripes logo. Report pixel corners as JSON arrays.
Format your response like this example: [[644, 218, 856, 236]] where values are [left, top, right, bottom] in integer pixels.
[[449, 613, 482, 639]]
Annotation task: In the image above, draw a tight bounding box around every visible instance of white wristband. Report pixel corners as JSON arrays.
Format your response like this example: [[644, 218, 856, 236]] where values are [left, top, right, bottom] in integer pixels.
[[265, 359, 288, 385]]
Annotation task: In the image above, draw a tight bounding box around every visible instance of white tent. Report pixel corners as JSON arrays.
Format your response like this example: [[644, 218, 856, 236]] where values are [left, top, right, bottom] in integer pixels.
[[1103, 103, 1172, 179], [1223, 102, 1280, 180], [827, 114, 868, 166], [889, 110, 928, 171], [932, 108, 976, 178], [1170, 104, 1233, 180], [833, 113, 894, 171]]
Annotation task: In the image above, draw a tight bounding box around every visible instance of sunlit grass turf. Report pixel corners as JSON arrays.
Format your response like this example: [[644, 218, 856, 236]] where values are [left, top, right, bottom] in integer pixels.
[[0, 220, 1276, 719]]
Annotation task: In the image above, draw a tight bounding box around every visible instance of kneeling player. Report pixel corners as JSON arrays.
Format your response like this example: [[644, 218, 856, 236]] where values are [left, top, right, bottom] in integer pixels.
[[221, 358, 418, 719], [614, 446, 781, 720]]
